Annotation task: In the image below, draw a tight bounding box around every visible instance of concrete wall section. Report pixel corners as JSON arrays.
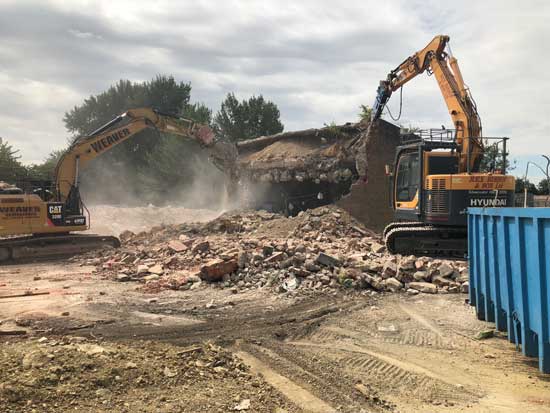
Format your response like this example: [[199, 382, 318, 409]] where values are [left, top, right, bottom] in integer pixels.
[[337, 121, 401, 232]]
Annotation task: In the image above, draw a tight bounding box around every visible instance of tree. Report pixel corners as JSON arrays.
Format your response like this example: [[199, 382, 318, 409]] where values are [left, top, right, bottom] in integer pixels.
[[25, 149, 65, 182], [64, 76, 195, 137], [538, 178, 549, 195], [479, 140, 514, 173], [213, 93, 283, 142], [358, 105, 372, 122], [515, 177, 538, 194], [0, 137, 26, 183]]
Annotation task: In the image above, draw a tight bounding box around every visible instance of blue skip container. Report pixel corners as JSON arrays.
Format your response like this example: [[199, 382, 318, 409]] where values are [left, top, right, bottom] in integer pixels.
[[468, 207, 550, 374]]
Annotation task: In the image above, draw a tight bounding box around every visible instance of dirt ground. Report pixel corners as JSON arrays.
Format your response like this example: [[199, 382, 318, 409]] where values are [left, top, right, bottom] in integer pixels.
[[1, 261, 550, 412]]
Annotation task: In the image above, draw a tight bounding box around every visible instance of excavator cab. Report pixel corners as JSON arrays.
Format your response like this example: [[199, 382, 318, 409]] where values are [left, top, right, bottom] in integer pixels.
[[384, 130, 515, 256]]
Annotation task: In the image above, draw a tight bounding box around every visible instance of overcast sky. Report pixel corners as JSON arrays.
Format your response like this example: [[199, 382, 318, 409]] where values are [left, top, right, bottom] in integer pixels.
[[1, 0, 549, 179]]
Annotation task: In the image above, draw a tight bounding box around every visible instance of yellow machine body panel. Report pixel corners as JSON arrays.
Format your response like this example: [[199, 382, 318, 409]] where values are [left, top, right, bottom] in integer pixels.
[[0, 194, 87, 237]]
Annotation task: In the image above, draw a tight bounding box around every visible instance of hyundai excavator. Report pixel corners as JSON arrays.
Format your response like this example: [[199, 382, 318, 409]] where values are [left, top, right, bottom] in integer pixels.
[[369, 35, 515, 256], [0, 108, 237, 261]]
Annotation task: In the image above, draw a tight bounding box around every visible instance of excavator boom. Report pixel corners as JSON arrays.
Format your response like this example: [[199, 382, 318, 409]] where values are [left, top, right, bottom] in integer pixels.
[[54, 108, 234, 204], [371, 35, 484, 172]]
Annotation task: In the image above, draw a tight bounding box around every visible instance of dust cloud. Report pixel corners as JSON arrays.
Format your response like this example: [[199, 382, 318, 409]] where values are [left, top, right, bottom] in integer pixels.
[[86, 204, 220, 235], [79, 149, 238, 236]]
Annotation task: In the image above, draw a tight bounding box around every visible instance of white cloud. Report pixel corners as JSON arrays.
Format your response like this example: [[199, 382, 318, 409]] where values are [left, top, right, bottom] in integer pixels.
[[68, 29, 103, 40]]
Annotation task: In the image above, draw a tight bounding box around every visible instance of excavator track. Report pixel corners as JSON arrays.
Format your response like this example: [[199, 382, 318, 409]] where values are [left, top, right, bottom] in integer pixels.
[[384, 223, 467, 259], [0, 234, 120, 263], [382, 221, 425, 240]]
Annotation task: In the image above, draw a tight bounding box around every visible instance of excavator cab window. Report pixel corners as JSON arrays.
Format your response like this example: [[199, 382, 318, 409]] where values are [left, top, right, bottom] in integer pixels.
[[395, 152, 420, 202]]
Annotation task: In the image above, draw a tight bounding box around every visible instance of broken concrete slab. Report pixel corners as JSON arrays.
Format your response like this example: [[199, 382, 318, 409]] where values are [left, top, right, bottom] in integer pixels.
[[200, 259, 238, 282]]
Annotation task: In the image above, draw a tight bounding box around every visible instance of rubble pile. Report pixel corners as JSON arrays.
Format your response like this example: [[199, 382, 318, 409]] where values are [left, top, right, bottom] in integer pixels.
[[0, 337, 287, 412], [78, 206, 469, 296]]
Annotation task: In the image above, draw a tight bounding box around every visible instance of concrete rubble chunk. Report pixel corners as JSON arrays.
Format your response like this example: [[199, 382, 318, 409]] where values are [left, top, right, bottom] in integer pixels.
[[167, 240, 187, 253], [234, 399, 251, 411], [408, 282, 438, 294], [192, 241, 210, 253], [119, 230, 135, 242], [399, 256, 416, 271], [382, 261, 397, 279], [148, 264, 164, 275], [136, 264, 149, 275], [304, 260, 321, 272], [264, 251, 285, 263], [438, 263, 454, 278], [457, 273, 469, 283], [237, 251, 250, 268], [200, 259, 238, 282], [316, 252, 341, 267], [384, 277, 403, 292], [116, 273, 130, 282], [370, 242, 385, 254], [432, 275, 452, 287], [364, 274, 383, 291], [413, 271, 429, 281], [144, 274, 160, 282]]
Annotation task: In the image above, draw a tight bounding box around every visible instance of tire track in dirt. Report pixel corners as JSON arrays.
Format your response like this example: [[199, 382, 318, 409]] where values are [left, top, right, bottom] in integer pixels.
[[235, 341, 390, 412], [235, 349, 337, 413], [307, 323, 456, 350], [290, 341, 475, 405]]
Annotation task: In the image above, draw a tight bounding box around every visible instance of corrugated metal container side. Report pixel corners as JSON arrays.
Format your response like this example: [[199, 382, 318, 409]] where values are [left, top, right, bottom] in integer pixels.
[[468, 207, 550, 374]]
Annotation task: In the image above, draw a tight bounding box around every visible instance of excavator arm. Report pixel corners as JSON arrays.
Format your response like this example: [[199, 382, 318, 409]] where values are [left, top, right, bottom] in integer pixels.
[[371, 35, 484, 172], [54, 108, 237, 207]]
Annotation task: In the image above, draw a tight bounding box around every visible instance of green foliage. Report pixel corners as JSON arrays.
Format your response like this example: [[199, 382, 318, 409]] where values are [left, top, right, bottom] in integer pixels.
[[25, 150, 65, 181], [63, 76, 200, 166], [0, 137, 26, 182], [358, 105, 372, 122], [213, 93, 283, 142], [538, 178, 549, 195], [479, 140, 514, 173], [321, 121, 346, 139], [64, 76, 195, 137], [515, 177, 538, 193]]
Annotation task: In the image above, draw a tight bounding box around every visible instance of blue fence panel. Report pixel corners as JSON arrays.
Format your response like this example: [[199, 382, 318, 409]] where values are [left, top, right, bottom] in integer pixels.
[[468, 207, 550, 374]]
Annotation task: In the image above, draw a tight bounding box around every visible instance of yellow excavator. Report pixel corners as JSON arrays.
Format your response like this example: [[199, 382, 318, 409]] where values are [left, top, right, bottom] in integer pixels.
[[0, 108, 237, 261], [370, 35, 515, 256]]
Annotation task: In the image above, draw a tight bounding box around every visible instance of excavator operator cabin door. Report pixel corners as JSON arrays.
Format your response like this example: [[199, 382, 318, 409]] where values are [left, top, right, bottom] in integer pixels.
[[394, 151, 420, 220]]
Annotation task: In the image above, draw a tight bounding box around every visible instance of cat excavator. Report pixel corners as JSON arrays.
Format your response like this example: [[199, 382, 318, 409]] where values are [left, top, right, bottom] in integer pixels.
[[0, 108, 237, 261], [369, 35, 515, 256]]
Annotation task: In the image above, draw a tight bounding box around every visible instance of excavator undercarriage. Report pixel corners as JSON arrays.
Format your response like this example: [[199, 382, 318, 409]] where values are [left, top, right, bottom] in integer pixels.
[[383, 221, 467, 258], [0, 233, 120, 262]]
